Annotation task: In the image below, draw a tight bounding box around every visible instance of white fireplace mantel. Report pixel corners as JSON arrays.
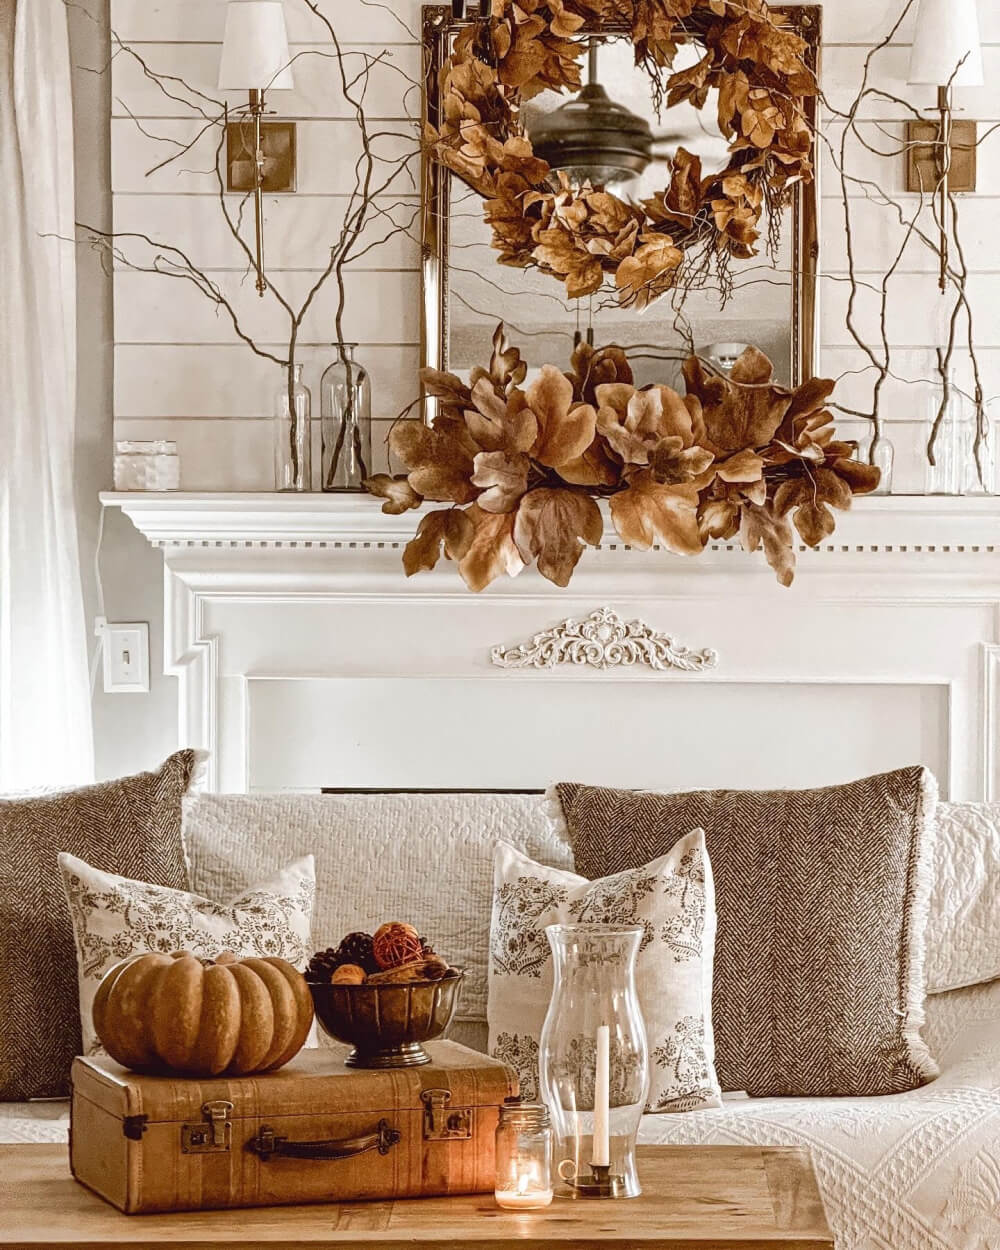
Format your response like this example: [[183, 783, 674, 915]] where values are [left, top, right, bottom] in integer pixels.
[[102, 492, 1000, 802], [103, 492, 1000, 556]]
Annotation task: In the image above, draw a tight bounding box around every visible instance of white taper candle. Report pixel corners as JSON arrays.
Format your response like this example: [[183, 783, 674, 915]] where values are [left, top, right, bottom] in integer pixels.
[[592, 1024, 610, 1168]]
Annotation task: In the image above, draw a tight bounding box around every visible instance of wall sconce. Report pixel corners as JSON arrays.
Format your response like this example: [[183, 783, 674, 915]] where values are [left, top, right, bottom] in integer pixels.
[[218, 1, 296, 297], [906, 0, 983, 292]]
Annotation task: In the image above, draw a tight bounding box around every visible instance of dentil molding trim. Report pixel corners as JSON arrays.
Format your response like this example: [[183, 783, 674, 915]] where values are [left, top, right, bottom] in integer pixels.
[[491, 607, 718, 672]]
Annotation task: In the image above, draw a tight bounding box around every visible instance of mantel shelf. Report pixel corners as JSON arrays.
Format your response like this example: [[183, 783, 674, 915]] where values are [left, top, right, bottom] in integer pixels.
[[102, 491, 1000, 555]]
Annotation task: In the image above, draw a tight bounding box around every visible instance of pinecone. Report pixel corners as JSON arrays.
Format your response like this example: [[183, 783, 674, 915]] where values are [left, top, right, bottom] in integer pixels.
[[306, 947, 342, 984], [337, 931, 377, 974]]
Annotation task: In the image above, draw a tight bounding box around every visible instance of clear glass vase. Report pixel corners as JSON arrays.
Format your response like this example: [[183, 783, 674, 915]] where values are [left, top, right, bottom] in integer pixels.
[[868, 433, 895, 496], [959, 415, 997, 495], [538, 925, 648, 1200], [274, 363, 311, 492], [321, 343, 372, 491], [925, 363, 966, 495]]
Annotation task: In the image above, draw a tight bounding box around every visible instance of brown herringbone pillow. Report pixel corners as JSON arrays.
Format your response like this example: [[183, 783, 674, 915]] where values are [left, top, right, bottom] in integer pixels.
[[553, 766, 940, 1098], [0, 751, 197, 1099]]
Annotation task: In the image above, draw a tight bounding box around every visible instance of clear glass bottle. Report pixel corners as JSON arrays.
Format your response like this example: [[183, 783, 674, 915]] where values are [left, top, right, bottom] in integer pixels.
[[274, 363, 311, 492], [539, 925, 648, 1200], [494, 1101, 554, 1210], [320, 343, 372, 491], [869, 433, 895, 496], [959, 411, 997, 495], [926, 366, 963, 495]]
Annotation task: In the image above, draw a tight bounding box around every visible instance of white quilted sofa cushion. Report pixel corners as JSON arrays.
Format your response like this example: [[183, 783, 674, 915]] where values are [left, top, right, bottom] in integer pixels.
[[926, 801, 1000, 993], [182, 791, 572, 1036]]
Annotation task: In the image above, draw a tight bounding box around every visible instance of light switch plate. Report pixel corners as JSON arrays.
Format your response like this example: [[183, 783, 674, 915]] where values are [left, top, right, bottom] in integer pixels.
[[102, 622, 150, 694]]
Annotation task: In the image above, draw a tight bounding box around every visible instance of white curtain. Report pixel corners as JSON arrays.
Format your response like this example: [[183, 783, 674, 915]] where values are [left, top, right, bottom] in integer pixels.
[[0, 0, 94, 787]]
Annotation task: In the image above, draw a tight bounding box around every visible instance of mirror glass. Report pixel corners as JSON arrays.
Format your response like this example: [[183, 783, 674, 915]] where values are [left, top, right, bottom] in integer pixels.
[[426, 11, 819, 390]]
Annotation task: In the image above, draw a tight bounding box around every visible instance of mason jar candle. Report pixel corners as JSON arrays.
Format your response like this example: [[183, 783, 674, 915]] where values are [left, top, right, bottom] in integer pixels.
[[494, 1100, 553, 1210]]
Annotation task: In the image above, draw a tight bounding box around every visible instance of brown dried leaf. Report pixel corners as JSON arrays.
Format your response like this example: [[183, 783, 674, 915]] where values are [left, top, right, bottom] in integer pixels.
[[458, 503, 525, 591], [464, 378, 538, 453], [557, 439, 622, 487], [728, 346, 773, 385], [831, 455, 881, 495], [615, 234, 683, 309], [609, 472, 704, 556], [528, 365, 597, 467], [683, 355, 790, 452], [774, 468, 854, 547], [648, 439, 715, 485], [698, 497, 740, 541], [513, 488, 603, 587], [420, 368, 472, 408], [365, 474, 422, 515], [402, 508, 474, 577], [471, 450, 530, 513], [715, 449, 765, 484], [740, 502, 796, 587]]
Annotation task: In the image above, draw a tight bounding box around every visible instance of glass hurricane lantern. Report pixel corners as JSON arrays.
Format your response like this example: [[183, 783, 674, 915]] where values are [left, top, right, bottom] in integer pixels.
[[538, 925, 649, 1200]]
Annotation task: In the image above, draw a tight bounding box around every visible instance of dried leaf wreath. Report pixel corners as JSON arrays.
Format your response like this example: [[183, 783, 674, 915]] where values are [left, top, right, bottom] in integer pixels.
[[366, 326, 880, 588], [426, 0, 816, 306]]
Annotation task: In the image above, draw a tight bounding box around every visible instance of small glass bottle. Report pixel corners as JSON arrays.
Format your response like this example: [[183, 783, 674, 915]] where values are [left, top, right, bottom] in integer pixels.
[[869, 433, 895, 496], [321, 343, 372, 491], [959, 411, 997, 495], [925, 362, 963, 495], [274, 363, 311, 492], [494, 1101, 554, 1210]]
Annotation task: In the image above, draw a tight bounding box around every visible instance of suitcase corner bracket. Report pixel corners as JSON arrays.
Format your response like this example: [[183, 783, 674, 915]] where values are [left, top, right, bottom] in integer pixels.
[[122, 1114, 148, 1141]]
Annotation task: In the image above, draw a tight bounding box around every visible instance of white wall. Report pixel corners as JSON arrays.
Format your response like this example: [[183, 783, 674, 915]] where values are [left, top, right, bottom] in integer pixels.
[[105, 0, 1000, 493], [70, 1, 178, 779], [75, 0, 1000, 776]]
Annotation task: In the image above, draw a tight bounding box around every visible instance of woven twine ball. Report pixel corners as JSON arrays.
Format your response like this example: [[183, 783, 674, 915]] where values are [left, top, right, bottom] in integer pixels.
[[372, 922, 423, 970]]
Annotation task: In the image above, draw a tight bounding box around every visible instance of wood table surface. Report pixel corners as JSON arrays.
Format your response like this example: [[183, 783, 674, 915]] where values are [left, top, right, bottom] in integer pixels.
[[0, 1144, 833, 1250]]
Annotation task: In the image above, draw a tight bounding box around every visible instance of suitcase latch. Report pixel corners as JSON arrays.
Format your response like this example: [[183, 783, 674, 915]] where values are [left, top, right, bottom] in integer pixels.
[[421, 1088, 472, 1141], [181, 1100, 233, 1153]]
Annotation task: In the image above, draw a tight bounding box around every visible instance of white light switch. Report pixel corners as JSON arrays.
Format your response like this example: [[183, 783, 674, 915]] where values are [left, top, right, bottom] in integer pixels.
[[102, 622, 150, 694]]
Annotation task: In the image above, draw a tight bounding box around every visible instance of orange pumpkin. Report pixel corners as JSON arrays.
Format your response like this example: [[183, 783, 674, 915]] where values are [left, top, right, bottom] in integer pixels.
[[92, 951, 314, 1077]]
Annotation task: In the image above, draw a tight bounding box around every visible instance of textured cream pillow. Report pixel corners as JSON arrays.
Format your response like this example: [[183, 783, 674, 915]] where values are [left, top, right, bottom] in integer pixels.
[[927, 801, 1000, 992], [59, 853, 315, 1057], [487, 831, 721, 1114]]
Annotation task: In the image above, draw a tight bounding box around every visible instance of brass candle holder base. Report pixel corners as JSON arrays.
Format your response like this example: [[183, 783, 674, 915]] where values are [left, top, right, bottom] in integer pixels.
[[562, 1163, 628, 1198]]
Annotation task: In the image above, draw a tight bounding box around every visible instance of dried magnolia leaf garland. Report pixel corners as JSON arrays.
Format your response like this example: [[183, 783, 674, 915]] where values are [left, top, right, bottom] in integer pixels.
[[426, 0, 816, 306], [366, 325, 880, 588]]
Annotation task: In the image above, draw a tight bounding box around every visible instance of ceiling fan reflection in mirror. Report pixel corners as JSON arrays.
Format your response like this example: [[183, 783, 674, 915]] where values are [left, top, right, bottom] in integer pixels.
[[526, 41, 690, 193]]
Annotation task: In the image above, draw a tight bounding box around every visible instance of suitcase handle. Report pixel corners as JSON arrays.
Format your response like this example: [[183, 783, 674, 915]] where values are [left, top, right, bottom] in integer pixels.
[[250, 1119, 401, 1162]]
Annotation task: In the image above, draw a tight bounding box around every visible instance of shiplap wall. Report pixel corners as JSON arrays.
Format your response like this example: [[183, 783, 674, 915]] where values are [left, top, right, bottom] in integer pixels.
[[109, 0, 1000, 491]]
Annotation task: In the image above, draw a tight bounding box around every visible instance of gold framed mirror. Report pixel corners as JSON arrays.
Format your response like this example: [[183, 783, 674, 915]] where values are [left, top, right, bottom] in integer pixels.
[[421, 4, 821, 404]]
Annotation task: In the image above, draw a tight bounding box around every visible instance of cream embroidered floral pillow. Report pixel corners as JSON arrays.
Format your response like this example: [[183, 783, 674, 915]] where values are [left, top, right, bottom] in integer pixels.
[[59, 852, 315, 1057], [487, 831, 721, 1114]]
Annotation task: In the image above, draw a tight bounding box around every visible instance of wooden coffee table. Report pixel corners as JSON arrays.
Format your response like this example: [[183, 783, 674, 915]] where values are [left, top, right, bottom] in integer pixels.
[[0, 1143, 833, 1248]]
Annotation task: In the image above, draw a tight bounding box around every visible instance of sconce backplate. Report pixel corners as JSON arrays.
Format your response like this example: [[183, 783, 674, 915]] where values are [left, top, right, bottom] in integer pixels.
[[226, 121, 297, 193], [905, 119, 977, 193]]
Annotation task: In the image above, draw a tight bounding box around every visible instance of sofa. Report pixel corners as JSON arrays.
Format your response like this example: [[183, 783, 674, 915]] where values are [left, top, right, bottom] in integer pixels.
[[4, 789, 999, 1250]]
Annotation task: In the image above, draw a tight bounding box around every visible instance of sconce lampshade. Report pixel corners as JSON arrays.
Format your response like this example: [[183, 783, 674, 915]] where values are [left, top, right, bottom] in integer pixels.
[[218, 1, 295, 91], [907, 0, 983, 87]]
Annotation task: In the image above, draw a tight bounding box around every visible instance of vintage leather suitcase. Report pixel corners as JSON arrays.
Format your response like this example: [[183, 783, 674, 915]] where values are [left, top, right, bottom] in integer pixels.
[[70, 1041, 517, 1214]]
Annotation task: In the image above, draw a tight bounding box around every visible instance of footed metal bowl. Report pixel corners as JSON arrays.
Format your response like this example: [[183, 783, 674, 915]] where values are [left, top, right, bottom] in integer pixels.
[[309, 972, 464, 1068]]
